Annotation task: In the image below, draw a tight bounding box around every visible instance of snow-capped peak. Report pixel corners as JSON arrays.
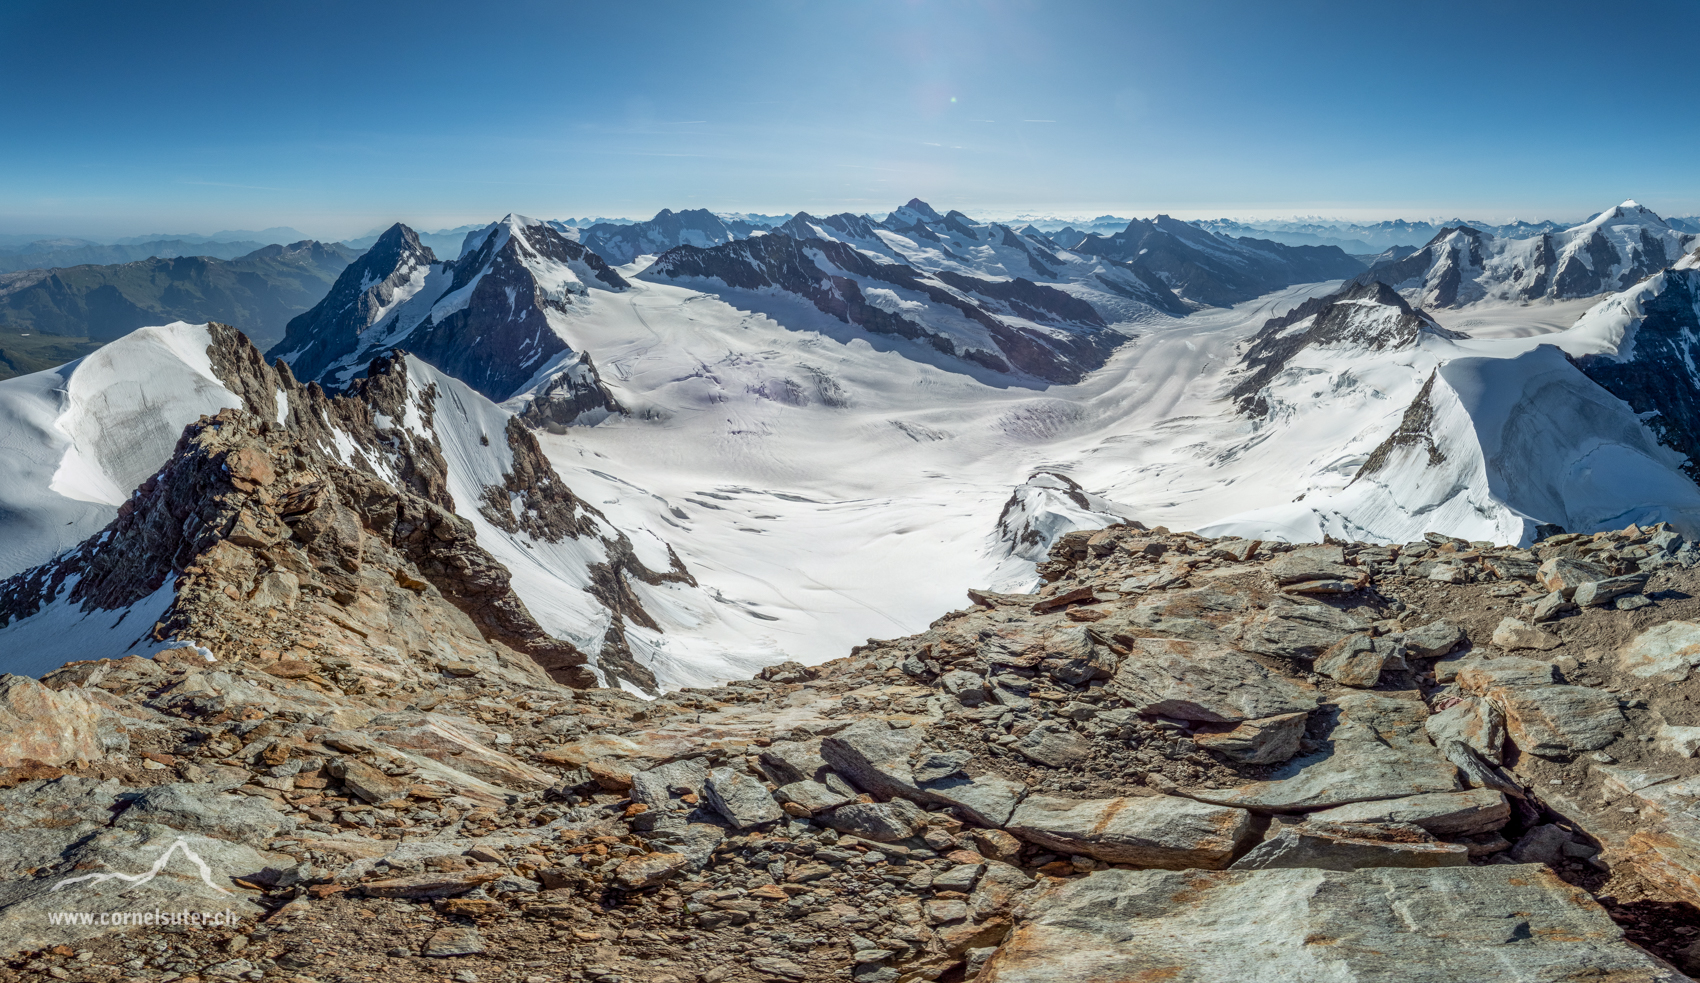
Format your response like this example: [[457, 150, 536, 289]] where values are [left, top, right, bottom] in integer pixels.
[[1571, 199, 1671, 234]]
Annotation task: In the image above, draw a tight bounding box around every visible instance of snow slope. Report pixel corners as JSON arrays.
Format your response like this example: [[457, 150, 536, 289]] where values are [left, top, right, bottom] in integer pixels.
[[0, 322, 244, 577]]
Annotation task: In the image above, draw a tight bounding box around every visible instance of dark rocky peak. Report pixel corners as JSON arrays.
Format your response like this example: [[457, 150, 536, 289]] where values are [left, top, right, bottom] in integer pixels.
[[901, 197, 943, 222], [1230, 280, 1457, 416], [267, 223, 437, 382]]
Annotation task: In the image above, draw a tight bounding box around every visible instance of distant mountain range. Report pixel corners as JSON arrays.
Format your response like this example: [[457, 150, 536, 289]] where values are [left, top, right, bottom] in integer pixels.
[[1352, 200, 1697, 307], [0, 237, 272, 274], [0, 240, 357, 351]]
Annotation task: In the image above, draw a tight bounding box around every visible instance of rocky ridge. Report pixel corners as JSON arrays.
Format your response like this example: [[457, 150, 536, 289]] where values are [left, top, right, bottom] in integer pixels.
[[0, 324, 689, 692], [8, 510, 1700, 979]]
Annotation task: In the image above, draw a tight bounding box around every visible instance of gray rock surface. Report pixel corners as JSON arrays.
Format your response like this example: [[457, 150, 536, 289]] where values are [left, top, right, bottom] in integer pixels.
[[1005, 794, 1252, 869], [1192, 712, 1309, 764], [979, 865, 1686, 982], [702, 766, 784, 829], [1307, 788, 1510, 836], [1230, 821, 1469, 871], [1108, 638, 1319, 723], [1184, 692, 1462, 812]]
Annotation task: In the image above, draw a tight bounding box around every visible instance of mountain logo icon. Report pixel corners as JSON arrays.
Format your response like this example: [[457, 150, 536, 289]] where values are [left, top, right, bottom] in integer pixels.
[[49, 837, 233, 896]]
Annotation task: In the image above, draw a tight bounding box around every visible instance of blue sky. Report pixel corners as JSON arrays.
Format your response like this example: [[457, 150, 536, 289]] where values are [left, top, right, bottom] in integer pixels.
[[4, 0, 1698, 239]]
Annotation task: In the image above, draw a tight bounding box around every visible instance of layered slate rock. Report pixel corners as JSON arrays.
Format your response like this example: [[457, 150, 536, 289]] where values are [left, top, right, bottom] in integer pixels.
[[1184, 692, 1462, 812], [1107, 638, 1320, 723], [1003, 794, 1252, 869], [980, 866, 1686, 983]]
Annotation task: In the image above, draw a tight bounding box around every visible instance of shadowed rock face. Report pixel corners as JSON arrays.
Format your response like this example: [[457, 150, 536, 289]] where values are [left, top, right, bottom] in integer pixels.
[[409, 220, 627, 402], [268, 223, 438, 384], [642, 232, 1118, 384]]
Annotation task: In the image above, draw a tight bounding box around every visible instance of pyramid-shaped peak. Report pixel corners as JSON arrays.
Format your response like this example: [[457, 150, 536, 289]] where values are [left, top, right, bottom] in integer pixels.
[[899, 198, 943, 222]]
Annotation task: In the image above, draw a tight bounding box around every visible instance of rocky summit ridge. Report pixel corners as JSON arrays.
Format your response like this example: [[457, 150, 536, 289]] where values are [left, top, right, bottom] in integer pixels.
[[6, 495, 1700, 979]]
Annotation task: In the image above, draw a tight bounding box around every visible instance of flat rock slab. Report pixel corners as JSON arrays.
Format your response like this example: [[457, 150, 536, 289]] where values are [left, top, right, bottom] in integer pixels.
[[1108, 638, 1319, 723], [1236, 599, 1368, 660], [979, 865, 1686, 983], [1183, 692, 1461, 812], [1620, 621, 1700, 681], [1307, 788, 1510, 836], [1004, 793, 1252, 869]]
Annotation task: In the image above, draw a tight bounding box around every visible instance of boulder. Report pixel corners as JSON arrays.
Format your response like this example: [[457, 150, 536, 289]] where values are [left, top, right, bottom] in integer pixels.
[[916, 772, 1028, 828], [702, 766, 784, 829], [1490, 618, 1561, 652], [1537, 556, 1611, 596], [978, 866, 1682, 982], [613, 851, 690, 890], [1619, 621, 1700, 681], [1658, 724, 1700, 758], [1010, 722, 1090, 767], [630, 757, 710, 809], [1107, 638, 1319, 723], [821, 799, 927, 843], [329, 757, 409, 805], [1184, 692, 1462, 812], [1230, 821, 1469, 871], [1456, 668, 1626, 759], [1316, 633, 1407, 688], [1400, 620, 1464, 660], [1192, 712, 1308, 765], [820, 720, 927, 800], [758, 740, 834, 785], [1307, 788, 1510, 836], [968, 861, 1037, 918], [1424, 697, 1505, 764], [0, 674, 104, 769], [1004, 793, 1252, 869], [1575, 574, 1650, 608], [1266, 546, 1366, 590], [775, 779, 857, 814]]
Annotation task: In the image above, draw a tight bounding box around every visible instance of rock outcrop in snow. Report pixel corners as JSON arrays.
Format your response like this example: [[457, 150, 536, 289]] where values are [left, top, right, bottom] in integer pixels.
[[0, 324, 718, 692]]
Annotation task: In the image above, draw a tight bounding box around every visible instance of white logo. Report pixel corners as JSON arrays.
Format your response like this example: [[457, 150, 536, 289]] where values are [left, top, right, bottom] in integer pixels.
[[50, 837, 233, 896]]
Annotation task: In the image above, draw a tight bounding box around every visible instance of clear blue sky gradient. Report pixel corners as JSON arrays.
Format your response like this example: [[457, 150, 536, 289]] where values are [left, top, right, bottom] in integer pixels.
[[5, 0, 1698, 239]]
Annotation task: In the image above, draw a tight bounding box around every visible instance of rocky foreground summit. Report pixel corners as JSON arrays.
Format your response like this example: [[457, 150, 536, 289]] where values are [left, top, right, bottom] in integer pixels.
[[6, 481, 1700, 978]]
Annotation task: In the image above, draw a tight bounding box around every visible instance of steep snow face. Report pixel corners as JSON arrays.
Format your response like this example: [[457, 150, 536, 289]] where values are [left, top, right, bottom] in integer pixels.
[[639, 231, 1123, 385], [0, 322, 243, 577], [1361, 201, 1698, 307], [274, 217, 630, 406], [1215, 346, 1700, 544]]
